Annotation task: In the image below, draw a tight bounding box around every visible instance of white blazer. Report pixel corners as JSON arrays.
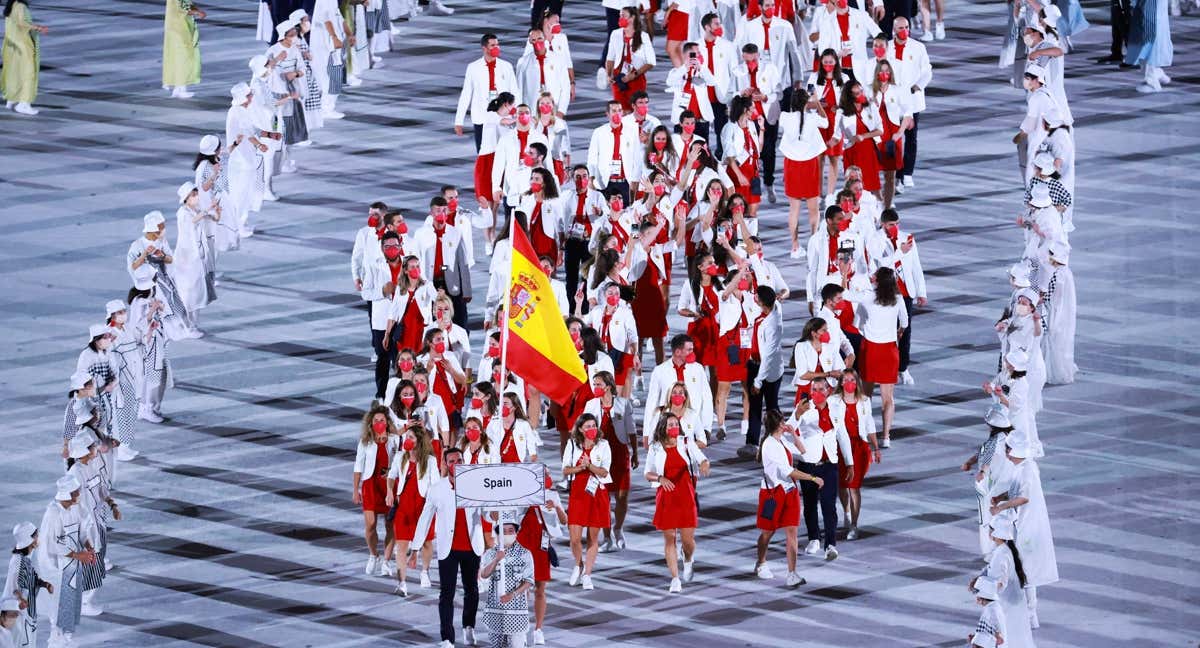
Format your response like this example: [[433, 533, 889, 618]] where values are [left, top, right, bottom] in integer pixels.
[[885, 38, 932, 113], [354, 435, 400, 479], [455, 57, 518, 127], [735, 18, 800, 90], [666, 64, 718, 123], [645, 406, 707, 446], [720, 120, 762, 167], [644, 441, 708, 489], [699, 36, 738, 104], [586, 123, 643, 189], [561, 438, 614, 485], [485, 418, 539, 462], [387, 454, 441, 497], [516, 194, 563, 241], [412, 480, 485, 560], [717, 292, 760, 336], [515, 49, 571, 115], [385, 281, 437, 331], [605, 29, 656, 74], [790, 406, 854, 466], [869, 228, 927, 300], [812, 8, 881, 85], [760, 434, 802, 490], [492, 128, 550, 203], [731, 61, 781, 113], [791, 339, 845, 387], [461, 443, 501, 466], [827, 395, 876, 443], [836, 105, 883, 143], [585, 302, 638, 352], [777, 108, 828, 162], [644, 360, 714, 433], [870, 83, 914, 127]]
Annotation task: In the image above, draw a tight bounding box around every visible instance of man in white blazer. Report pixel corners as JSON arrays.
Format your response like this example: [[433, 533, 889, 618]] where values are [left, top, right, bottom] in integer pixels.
[[872, 208, 927, 384], [414, 197, 473, 328], [586, 100, 643, 206], [885, 17, 932, 188], [644, 334, 715, 439], [666, 42, 718, 129], [515, 27, 571, 115], [410, 447, 485, 648], [455, 33, 519, 152], [699, 12, 737, 156]]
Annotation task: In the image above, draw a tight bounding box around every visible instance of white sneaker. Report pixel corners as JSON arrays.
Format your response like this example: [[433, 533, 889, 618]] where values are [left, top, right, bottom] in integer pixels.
[[438, 641, 453, 648], [1136, 82, 1161, 94], [847, 527, 859, 540], [880, 436, 891, 449], [420, 569, 432, 588], [804, 539, 822, 556], [346, 75, 363, 87], [568, 565, 581, 586], [786, 571, 806, 588], [631, 396, 642, 407], [382, 560, 396, 576], [900, 369, 915, 385], [171, 87, 194, 99], [428, 0, 454, 15], [281, 160, 298, 174], [1155, 68, 1172, 84], [104, 558, 115, 571], [669, 577, 682, 593], [80, 595, 103, 617], [463, 627, 477, 645], [5, 100, 12, 109], [765, 184, 778, 204], [581, 574, 594, 590], [365, 555, 378, 576], [894, 181, 905, 195], [755, 563, 774, 579], [323, 109, 346, 120], [919, 29, 933, 42], [138, 409, 164, 424], [615, 530, 627, 550], [1029, 610, 1040, 629], [13, 102, 38, 115], [598, 537, 615, 553], [740, 420, 749, 436], [682, 560, 694, 582], [262, 189, 280, 202], [116, 445, 140, 461], [825, 545, 839, 561], [395, 580, 408, 597], [48, 628, 72, 648], [295, 139, 314, 147], [185, 328, 205, 339], [371, 55, 383, 64], [239, 227, 256, 238], [390, 25, 403, 35], [903, 175, 915, 188], [935, 22, 946, 40], [532, 628, 546, 645]]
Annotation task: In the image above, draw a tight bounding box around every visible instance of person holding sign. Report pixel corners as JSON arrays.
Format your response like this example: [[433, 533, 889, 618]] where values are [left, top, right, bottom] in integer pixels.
[[561, 413, 612, 591]]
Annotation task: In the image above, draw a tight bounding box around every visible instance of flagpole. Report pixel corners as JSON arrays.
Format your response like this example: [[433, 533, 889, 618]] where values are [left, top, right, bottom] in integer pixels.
[[498, 203, 516, 414]]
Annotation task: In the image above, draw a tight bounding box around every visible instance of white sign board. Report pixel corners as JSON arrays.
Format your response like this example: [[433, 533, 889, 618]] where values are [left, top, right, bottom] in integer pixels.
[[454, 463, 546, 509]]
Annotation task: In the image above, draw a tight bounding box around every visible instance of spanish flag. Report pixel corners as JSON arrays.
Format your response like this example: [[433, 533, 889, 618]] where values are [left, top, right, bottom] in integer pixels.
[[502, 225, 587, 404]]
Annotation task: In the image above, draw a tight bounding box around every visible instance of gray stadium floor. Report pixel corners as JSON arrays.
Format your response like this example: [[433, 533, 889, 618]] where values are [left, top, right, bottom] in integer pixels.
[[1, 0, 1197, 646]]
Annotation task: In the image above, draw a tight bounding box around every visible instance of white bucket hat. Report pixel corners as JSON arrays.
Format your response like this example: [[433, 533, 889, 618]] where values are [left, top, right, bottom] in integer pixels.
[[143, 210, 166, 233], [69, 371, 92, 391], [68, 436, 93, 460], [199, 134, 220, 155], [1005, 348, 1030, 372], [276, 19, 296, 39], [230, 82, 252, 106], [55, 474, 81, 501], [1028, 183, 1053, 208], [88, 323, 111, 341], [12, 522, 37, 550], [1024, 63, 1047, 82], [105, 299, 126, 317], [177, 181, 197, 204]]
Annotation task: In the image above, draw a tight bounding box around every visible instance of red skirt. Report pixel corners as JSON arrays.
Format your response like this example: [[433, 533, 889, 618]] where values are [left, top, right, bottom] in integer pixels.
[[473, 152, 495, 204], [612, 350, 634, 387], [819, 118, 843, 158], [530, 225, 559, 266], [842, 142, 882, 192], [632, 264, 668, 339], [666, 9, 690, 40], [878, 116, 905, 172], [360, 474, 389, 514], [731, 157, 761, 205], [517, 507, 551, 581], [612, 74, 647, 113], [844, 434, 872, 489], [393, 479, 427, 542], [687, 315, 720, 366], [756, 485, 801, 530], [653, 480, 698, 530], [607, 439, 631, 491], [397, 300, 426, 355], [715, 328, 747, 383], [567, 474, 612, 528], [783, 156, 821, 200], [860, 339, 899, 385]]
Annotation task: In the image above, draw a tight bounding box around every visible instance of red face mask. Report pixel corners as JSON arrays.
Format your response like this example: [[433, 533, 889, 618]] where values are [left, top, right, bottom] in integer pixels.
[[840, 201, 855, 213], [574, 336, 584, 351], [685, 351, 697, 363], [383, 246, 402, 260], [447, 198, 458, 212], [810, 390, 828, 406], [712, 25, 724, 37], [517, 112, 531, 126], [538, 103, 552, 115], [609, 113, 622, 126], [618, 16, 630, 28], [368, 214, 380, 228], [610, 199, 622, 211], [487, 45, 501, 58], [372, 420, 387, 434], [748, 109, 761, 121], [471, 396, 484, 410], [653, 184, 666, 197], [574, 176, 587, 190], [737, 279, 750, 291], [606, 294, 620, 306], [530, 181, 544, 193], [762, 7, 775, 19], [396, 221, 409, 234], [666, 424, 681, 438], [400, 395, 416, 408], [885, 223, 899, 236], [635, 104, 649, 117], [822, 62, 835, 72], [837, 0, 848, 8], [855, 93, 868, 105], [502, 405, 513, 417], [433, 341, 446, 354], [843, 379, 858, 393], [465, 427, 482, 442], [704, 265, 720, 276], [407, 267, 421, 279], [653, 139, 667, 151], [550, 23, 562, 35], [818, 331, 831, 343], [670, 393, 686, 406], [896, 28, 910, 40], [584, 427, 599, 441], [399, 359, 414, 372], [402, 436, 416, 451], [592, 386, 606, 398], [873, 45, 887, 58], [434, 212, 448, 225], [416, 382, 428, 395], [522, 153, 537, 167], [878, 71, 892, 83], [488, 345, 501, 358], [533, 40, 547, 54], [682, 122, 696, 135], [837, 219, 851, 232]]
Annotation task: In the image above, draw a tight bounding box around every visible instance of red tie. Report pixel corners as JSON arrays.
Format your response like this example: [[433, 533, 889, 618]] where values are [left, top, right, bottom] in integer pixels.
[[683, 71, 702, 117], [895, 42, 906, 60], [434, 228, 446, 279], [611, 219, 629, 249], [575, 193, 592, 236], [742, 126, 758, 160], [674, 363, 685, 383], [762, 24, 771, 52], [518, 129, 530, 154], [537, 55, 546, 86], [705, 40, 718, 102], [611, 125, 624, 178], [622, 36, 633, 67], [486, 60, 497, 91]]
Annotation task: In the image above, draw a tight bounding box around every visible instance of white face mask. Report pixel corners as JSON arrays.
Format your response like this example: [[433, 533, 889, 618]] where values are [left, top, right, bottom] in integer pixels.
[[1015, 303, 1033, 317], [1022, 34, 1035, 48], [502, 533, 517, 547], [113, 313, 127, 324]]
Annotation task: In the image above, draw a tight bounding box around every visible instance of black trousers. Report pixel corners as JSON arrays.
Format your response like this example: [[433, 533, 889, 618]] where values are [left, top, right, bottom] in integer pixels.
[[710, 101, 729, 160], [745, 360, 781, 447], [473, 123, 484, 154], [878, 0, 913, 42], [761, 87, 794, 187], [371, 327, 401, 399], [800, 461, 840, 547], [530, 0, 565, 27], [439, 549, 481, 642], [601, 8, 621, 64], [1109, 0, 1130, 58], [898, 295, 914, 372], [564, 238, 591, 315], [901, 112, 919, 178], [450, 293, 468, 329]]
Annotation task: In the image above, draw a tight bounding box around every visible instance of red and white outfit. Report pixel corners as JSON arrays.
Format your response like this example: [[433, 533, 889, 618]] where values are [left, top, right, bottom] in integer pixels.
[[714, 288, 760, 383], [492, 126, 550, 208], [869, 81, 913, 172], [806, 70, 847, 159], [791, 339, 846, 404], [837, 101, 883, 192], [516, 193, 563, 264], [474, 112, 506, 204], [666, 62, 717, 125], [720, 117, 763, 205], [678, 282, 721, 365], [354, 434, 399, 514], [388, 455, 441, 541], [605, 28, 656, 111], [829, 395, 875, 488], [584, 396, 635, 492], [646, 441, 707, 530], [643, 359, 714, 437], [851, 294, 909, 384], [454, 56, 518, 133], [486, 418, 539, 464], [584, 299, 638, 386], [779, 105, 829, 200], [811, 6, 880, 84], [757, 434, 802, 530], [386, 281, 437, 354], [585, 121, 642, 192], [664, 0, 693, 41], [562, 438, 613, 528]]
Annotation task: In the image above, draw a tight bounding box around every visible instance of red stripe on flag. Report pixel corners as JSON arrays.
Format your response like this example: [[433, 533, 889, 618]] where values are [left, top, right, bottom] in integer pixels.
[[506, 331, 587, 404]]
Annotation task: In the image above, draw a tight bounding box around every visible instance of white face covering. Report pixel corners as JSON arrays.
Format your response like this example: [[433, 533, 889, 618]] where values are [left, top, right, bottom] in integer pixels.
[[1015, 303, 1033, 317], [1022, 33, 1035, 48], [502, 532, 518, 547], [113, 313, 128, 325]]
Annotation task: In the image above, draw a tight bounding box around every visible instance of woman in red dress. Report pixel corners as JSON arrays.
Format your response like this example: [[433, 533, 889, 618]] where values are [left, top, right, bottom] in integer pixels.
[[663, 0, 690, 66], [629, 204, 670, 367], [385, 255, 434, 357], [561, 413, 612, 591], [421, 327, 467, 436], [644, 413, 710, 593], [352, 404, 399, 578], [605, 7, 654, 112], [584, 371, 638, 551], [832, 369, 882, 540], [868, 56, 913, 209], [721, 95, 763, 215], [679, 252, 724, 371], [713, 265, 753, 440], [809, 49, 848, 207], [384, 423, 439, 596], [755, 410, 823, 587], [837, 81, 883, 196]]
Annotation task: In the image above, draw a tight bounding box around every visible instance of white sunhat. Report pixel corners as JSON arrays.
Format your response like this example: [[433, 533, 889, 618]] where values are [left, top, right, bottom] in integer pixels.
[[199, 134, 220, 155], [1029, 183, 1053, 208], [1043, 105, 1065, 128], [1005, 348, 1030, 372], [288, 8, 308, 22], [105, 299, 127, 317], [276, 19, 296, 39], [74, 428, 97, 448], [249, 55, 270, 78], [1015, 287, 1040, 307], [984, 405, 1012, 429], [1049, 241, 1071, 265], [12, 521, 37, 550], [1033, 152, 1057, 174], [0, 598, 20, 613], [1042, 4, 1062, 26], [230, 82, 252, 106], [177, 181, 197, 204], [143, 210, 166, 233], [55, 474, 81, 501], [989, 513, 1016, 541], [1005, 434, 1031, 458], [1008, 263, 1032, 288], [1025, 63, 1048, 82], [69, 371, 92, 391], [134, 275, 155, 291], [88, 323, 111, 340], [974, 577, 999, 600], [68, 436, 93, 460]]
